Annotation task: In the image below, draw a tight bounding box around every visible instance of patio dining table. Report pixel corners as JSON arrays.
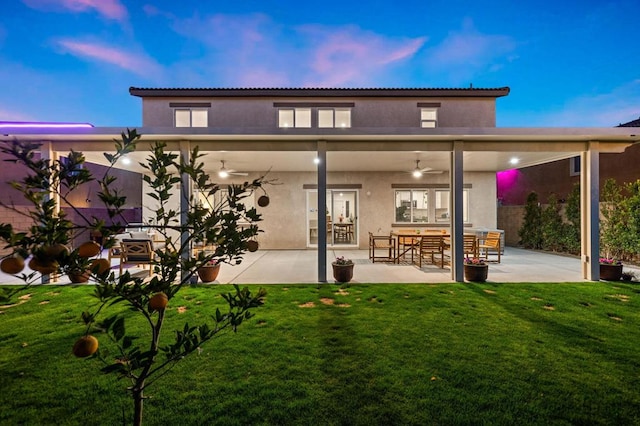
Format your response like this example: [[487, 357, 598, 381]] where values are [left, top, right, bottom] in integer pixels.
[[391, 230, 450, 264]]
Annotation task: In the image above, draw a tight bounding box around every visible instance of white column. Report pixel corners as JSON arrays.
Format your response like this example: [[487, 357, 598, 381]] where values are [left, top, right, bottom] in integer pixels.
[[581, 143, 600, 280], [179, 141, 191, 268], [450, 141, 464, 282], [317, 140, 327, 282]]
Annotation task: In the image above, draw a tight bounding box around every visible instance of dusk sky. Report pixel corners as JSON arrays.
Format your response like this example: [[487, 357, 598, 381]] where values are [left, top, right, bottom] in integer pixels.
[[2, 0, 639, 127]]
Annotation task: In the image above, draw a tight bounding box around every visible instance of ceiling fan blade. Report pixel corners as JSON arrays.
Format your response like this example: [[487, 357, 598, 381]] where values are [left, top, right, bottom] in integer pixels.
[[230, 171, 249, 176]]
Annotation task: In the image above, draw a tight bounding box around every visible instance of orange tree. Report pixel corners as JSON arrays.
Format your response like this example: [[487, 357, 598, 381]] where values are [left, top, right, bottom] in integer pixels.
[[0, 129, 268, 426]]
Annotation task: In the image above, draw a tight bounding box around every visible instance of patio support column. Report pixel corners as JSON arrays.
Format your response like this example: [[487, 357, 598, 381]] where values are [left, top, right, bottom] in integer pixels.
[[179, 140, 192, 279], [41, 141, 55, 284], [317, 140, 327, 282], [450, 141, 464, 282], [581, 142, 600, 280]]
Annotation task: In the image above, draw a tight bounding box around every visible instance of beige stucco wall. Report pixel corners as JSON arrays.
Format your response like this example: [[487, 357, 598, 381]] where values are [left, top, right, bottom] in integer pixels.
[[141, 97, 497, 128], [215, 170, 497, 249]]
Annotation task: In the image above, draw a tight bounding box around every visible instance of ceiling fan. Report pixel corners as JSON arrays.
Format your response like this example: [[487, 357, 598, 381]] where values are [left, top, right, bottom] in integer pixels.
[[409, 160, 442, 178], [218, 160, 248, 178]]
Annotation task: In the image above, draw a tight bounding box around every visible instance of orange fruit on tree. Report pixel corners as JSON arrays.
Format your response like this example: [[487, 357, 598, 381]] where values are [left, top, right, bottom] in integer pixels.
[[78, 241, 101, 258], [28, 257, 59, 275], [149, 292, 168, 311], [43, 243, 69, 260], [1, 256, 25, 274], [72, 335, 99, 358], [90, 258, 111, 275]]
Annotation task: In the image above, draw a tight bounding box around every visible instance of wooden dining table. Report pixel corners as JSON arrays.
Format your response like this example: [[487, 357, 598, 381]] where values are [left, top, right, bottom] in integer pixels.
[[391, 230, 450, 264]]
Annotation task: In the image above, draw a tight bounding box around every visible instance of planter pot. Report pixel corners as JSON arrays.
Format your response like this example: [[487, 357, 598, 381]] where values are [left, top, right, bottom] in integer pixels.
[[464, 264, 488, 282], [600, 263, 623, 281], [332, 263, 354, 283], [68, 271, 90, 283], [197, 264, 221, 283]]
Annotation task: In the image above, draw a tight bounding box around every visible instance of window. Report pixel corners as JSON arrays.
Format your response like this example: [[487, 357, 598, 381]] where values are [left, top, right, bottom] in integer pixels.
[[435, 190, 469, 223], [318, 108, 351, 128], [421, 108, 438, 128], [395, 190, 429, 223], [278, 108, 311, 128], [570, 156, 580, 176], [394, 188, 470, 224], [175, 109, 208, 127]]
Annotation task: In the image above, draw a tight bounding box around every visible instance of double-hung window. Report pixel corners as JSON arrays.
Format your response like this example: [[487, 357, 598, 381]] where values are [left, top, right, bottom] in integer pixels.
[[417, 102, 440, 128], [278, 108, 311, 128]]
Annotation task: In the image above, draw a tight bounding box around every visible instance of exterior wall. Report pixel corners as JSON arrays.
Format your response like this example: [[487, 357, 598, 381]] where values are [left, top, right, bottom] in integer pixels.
[[141, 96, 497, 128], [499, 143, 640, 205], [218, 170, 497, 249]]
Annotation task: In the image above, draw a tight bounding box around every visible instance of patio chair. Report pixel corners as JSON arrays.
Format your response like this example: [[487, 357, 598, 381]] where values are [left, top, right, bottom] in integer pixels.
[[463, 234, 478, 258], [368, 232, 396, 263], [119, 239, 156, 276], [397, 231, 420, 262], [478, 231, 501, 263], [414, 235, 446, 268]]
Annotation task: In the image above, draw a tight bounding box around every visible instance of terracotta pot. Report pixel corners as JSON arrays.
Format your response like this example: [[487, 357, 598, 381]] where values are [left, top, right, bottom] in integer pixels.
[[464, 264, 488, 282], [197, 264, 221, 282], [332, 263, 354, 283], [68, 270, 90, 283], [600, 263, 623, 281]]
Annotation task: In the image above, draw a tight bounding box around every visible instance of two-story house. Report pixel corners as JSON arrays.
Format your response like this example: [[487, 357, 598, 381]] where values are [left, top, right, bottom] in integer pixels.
[[1, 87, 637, 281]]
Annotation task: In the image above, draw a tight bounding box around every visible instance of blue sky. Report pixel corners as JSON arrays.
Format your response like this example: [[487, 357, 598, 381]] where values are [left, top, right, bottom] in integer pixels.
[[1, 0, 639, 127]]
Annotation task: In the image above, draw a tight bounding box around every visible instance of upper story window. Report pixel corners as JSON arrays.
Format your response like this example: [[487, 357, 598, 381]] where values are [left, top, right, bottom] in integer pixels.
[[275, 102, 354, 128], [417, 102, 441, 128], [278, 108, 311, 128], [420, 108, 438, 128], [318, 108, 351, 128], [569, 156, 581, 176], [170, 103, 211, 128]]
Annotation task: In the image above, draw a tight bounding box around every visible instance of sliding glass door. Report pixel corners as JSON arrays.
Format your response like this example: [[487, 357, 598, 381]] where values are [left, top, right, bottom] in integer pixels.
[[306, 189, 358, 247]]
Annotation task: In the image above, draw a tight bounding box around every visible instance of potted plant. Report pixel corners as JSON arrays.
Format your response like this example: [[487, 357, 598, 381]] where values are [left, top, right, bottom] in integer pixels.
[[197, 258, 221, 283], [599, 258, 623, 281], [332, 256, 354, 283], [464, 257, 488, 282]]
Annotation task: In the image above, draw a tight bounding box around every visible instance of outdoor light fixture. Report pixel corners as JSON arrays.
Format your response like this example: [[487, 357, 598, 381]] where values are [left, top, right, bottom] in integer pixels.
[[509, 157, 519, 165], [412, 169, 423, 178], [121, 157, 131, 165], [218, 163, 229, 178], [313, 157, 320, 164]]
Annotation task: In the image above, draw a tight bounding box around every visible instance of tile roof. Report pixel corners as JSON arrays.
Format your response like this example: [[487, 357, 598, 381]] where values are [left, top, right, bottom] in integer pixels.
[[129, 87, 510, 98], [618, 117, 640, 127]]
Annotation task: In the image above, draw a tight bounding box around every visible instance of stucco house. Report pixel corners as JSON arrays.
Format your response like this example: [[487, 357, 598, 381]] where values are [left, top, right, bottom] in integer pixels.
[[1, 87, 638, 282]]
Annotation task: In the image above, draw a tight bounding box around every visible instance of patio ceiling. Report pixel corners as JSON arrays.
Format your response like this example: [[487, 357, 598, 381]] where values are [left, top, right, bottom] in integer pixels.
[[1, 125, 637, 175]]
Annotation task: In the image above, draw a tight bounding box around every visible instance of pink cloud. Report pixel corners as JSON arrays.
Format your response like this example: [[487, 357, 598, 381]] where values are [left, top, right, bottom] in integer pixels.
[[22, 0, 127, 21], [57, 39, 162, 78]]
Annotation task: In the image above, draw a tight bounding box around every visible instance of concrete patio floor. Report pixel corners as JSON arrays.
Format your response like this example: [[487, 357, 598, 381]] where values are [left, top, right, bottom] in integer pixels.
[[2, 247, 638, 285]]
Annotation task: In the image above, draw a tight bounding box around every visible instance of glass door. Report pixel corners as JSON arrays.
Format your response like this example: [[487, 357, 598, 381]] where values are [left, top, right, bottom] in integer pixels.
[[307, 190, 358, 247]]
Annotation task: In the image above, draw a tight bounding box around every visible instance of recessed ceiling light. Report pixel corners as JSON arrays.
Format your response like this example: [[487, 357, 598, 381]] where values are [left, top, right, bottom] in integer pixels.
[[313, 157, 320, 164], [509, 158, 519, 165], [122, 157, 131, 165]]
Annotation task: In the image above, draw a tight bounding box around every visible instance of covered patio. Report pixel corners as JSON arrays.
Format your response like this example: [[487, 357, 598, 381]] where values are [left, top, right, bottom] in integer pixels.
[[2, 248, 638, 285]]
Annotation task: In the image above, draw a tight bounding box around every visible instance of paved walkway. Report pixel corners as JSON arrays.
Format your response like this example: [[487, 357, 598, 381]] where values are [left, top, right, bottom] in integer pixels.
[[2, 247, 638, 285]]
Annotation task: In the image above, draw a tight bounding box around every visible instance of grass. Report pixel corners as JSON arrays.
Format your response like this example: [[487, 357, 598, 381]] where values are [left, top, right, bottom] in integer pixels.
[[1, 282, 640, 425]]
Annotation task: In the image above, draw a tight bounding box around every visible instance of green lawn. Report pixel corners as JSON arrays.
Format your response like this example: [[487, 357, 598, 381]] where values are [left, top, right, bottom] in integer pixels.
[[1, 282, 640, 425]]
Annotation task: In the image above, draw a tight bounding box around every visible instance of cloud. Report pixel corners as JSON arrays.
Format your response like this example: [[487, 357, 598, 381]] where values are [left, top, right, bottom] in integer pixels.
[[423, 19, 517, 84], [22, 0, 127, 21], [165, 12, 427, 87], [56, 38, 163, 79]]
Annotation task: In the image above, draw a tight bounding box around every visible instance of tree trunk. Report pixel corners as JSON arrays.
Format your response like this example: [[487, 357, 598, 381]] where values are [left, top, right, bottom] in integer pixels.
[[133, 388, 144, 426]]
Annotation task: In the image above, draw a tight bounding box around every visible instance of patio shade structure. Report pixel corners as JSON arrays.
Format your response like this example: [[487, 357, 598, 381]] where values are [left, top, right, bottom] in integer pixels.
[[1, 124, 637, 282]]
